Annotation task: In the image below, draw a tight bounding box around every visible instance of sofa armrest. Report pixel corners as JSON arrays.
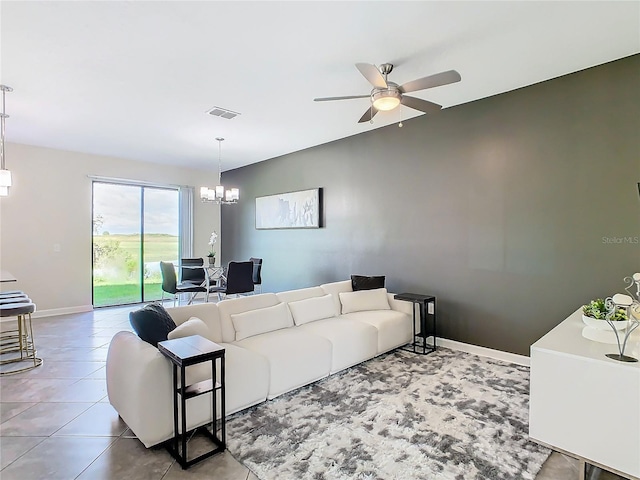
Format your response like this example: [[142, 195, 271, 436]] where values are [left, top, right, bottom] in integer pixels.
[[107, 332, 271, 448], [106, 331, 174, 447]]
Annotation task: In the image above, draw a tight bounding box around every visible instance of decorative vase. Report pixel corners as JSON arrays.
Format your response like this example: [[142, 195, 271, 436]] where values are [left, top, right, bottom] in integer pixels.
[[208, 256, 215, 266], [582, 314, 626, 331]]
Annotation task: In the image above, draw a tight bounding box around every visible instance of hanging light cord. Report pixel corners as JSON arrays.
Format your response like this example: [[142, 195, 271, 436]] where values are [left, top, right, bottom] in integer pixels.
[[0, 86, 10, 172], [216, 137, 224, 185]]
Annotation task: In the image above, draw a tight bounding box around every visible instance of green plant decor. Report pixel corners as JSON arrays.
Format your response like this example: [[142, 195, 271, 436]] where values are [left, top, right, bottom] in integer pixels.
[[582, 298, 628, 321]]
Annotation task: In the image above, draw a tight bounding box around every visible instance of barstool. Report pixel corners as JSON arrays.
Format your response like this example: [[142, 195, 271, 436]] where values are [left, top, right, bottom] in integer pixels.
[[0, 295, 30, 349], [0, 290, 25, 296], [0, 296, 31, 304], [0, 302, 43, 375], [0, 292, 26, 299]]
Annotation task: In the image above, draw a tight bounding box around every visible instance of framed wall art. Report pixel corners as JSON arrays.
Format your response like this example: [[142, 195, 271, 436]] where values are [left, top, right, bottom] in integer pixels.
[[255, 188, 322, 229]]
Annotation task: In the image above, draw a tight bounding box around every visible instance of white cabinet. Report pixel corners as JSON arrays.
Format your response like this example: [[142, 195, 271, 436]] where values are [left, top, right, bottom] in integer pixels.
[[529, 308, 640, 480]]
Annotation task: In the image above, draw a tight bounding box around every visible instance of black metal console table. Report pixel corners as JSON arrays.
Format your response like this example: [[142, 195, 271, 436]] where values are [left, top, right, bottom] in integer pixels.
[[158, 335, 226, 469], [394, 293, 437, 355]]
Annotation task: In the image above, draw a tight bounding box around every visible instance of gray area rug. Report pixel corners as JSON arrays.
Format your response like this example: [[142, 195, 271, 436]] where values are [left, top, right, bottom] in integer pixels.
[[226, 348, 550, 480]]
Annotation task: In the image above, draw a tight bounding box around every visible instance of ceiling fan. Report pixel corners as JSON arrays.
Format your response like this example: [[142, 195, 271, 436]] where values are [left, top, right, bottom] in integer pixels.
[[314, 63, 461, 123]]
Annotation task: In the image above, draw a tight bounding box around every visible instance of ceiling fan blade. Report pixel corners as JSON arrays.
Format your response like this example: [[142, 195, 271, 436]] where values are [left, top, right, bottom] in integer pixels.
[[400, 70, 461, 93], [358, 105, 378, 123], [401, 95, 442, 114], [355, 63, 387, 89], [314, 95, 370, 102]]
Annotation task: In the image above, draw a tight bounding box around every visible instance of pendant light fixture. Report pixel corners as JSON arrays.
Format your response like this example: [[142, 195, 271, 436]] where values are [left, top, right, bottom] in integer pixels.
[[200, 137, 239, 204], [0, 85, 13, 197]]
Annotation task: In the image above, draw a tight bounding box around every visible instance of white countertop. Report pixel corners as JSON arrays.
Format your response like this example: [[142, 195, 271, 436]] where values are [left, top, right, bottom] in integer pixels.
[[531, 307, 640, 369], [0, 270, 17, 282]]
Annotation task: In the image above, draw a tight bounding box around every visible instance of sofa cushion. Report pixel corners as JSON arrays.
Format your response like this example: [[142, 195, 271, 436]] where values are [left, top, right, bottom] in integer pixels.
[[166, 303, 222, 342], [339, 288, 390, 314], [231, 302, 291, 341], [276, 286, 326, 324], [299, 317, 378, 373], [167, 317, 210, 341], [320, 280, 353, 316], [217, 293, 281, 343], [341, 310, 412, 353], [351, 275, 385, 291], [276, 286, 326, 304], [288, 294, 335, 326], [221, 343, 270, 413], [129, 303, 176, 347], [234, 328, 332, 399]]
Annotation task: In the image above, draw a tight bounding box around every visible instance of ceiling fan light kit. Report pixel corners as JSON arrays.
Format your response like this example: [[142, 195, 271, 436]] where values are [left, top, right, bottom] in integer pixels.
[[314, 63, 461, 123], [372, 86, 401, 111]]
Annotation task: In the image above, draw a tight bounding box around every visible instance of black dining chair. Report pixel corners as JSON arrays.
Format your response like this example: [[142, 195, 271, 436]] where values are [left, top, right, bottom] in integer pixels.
[[160, 261, 207, 306], [208, 261, 255, 301], [180, 258, 206, 286], [249, 257, 263, 294]]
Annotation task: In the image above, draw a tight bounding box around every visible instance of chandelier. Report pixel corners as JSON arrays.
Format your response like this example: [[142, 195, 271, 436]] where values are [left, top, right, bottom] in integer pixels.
[[0, 85, 13, 197], [200, 137, 239, 204]]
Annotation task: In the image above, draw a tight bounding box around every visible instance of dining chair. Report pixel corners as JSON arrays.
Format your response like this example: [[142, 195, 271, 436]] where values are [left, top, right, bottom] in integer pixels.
[[180, 258, 206, 286], [208, 261, 255, 301], [249, 257, 263, 294], [160, 261, 207, 306]]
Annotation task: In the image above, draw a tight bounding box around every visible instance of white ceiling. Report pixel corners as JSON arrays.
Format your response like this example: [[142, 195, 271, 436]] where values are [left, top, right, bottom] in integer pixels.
[[1, 1, 638, 172]]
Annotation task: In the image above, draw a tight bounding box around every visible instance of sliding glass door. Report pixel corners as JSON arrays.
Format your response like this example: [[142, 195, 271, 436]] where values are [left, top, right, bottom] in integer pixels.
[[92, 182, 179, 307], [142, 187, 180, 302]]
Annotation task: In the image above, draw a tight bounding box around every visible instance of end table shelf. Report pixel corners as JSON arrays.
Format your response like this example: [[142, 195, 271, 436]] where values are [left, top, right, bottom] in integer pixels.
[[158, 335, 226, 469], [183, 379, 221, 399], [394, 293, 437, 355]]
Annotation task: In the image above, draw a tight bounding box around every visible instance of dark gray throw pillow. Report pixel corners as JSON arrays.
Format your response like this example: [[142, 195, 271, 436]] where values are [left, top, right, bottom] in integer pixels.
[[351, 275, 386, 291], [129, 303, 177, 347]]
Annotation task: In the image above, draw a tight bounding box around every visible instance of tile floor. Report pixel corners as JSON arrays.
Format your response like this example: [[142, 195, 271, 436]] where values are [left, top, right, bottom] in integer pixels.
[[0, 304, 626, 480]]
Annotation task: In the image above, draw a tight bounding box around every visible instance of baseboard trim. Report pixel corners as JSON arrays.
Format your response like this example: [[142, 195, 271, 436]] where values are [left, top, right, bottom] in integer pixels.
[[22, 305, 530, 366], [432, 337, 530, 366], [32, 305, 94, 319]]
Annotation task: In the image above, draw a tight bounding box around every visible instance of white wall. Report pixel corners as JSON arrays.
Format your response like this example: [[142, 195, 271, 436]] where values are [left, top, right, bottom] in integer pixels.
[[0, 142, 221, 315]]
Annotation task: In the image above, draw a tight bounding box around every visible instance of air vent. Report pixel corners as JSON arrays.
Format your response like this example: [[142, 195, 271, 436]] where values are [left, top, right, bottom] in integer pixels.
[[206, 106, 241, 120]]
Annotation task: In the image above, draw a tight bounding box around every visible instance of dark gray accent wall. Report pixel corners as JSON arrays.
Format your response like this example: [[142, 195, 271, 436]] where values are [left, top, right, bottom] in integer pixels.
[[223, 55, 640, 356]]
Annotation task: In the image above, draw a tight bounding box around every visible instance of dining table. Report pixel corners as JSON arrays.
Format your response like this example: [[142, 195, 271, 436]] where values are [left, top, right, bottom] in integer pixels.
[[175, 263, 226, 304]]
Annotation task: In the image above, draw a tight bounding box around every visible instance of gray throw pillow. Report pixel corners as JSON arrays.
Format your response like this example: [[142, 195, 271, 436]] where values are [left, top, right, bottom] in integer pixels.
[[129, 303, 177, 347], [351, 275, 386, 291]]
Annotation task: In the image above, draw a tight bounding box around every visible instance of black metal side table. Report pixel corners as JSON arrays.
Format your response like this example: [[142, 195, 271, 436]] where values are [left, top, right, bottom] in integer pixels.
[[158, 335, 226, 469], [394, 293, 437, 355]]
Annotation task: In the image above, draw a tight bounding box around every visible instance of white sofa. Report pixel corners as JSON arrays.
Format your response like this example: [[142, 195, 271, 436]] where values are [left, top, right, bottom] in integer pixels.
[[106, 280, 413, 448]]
